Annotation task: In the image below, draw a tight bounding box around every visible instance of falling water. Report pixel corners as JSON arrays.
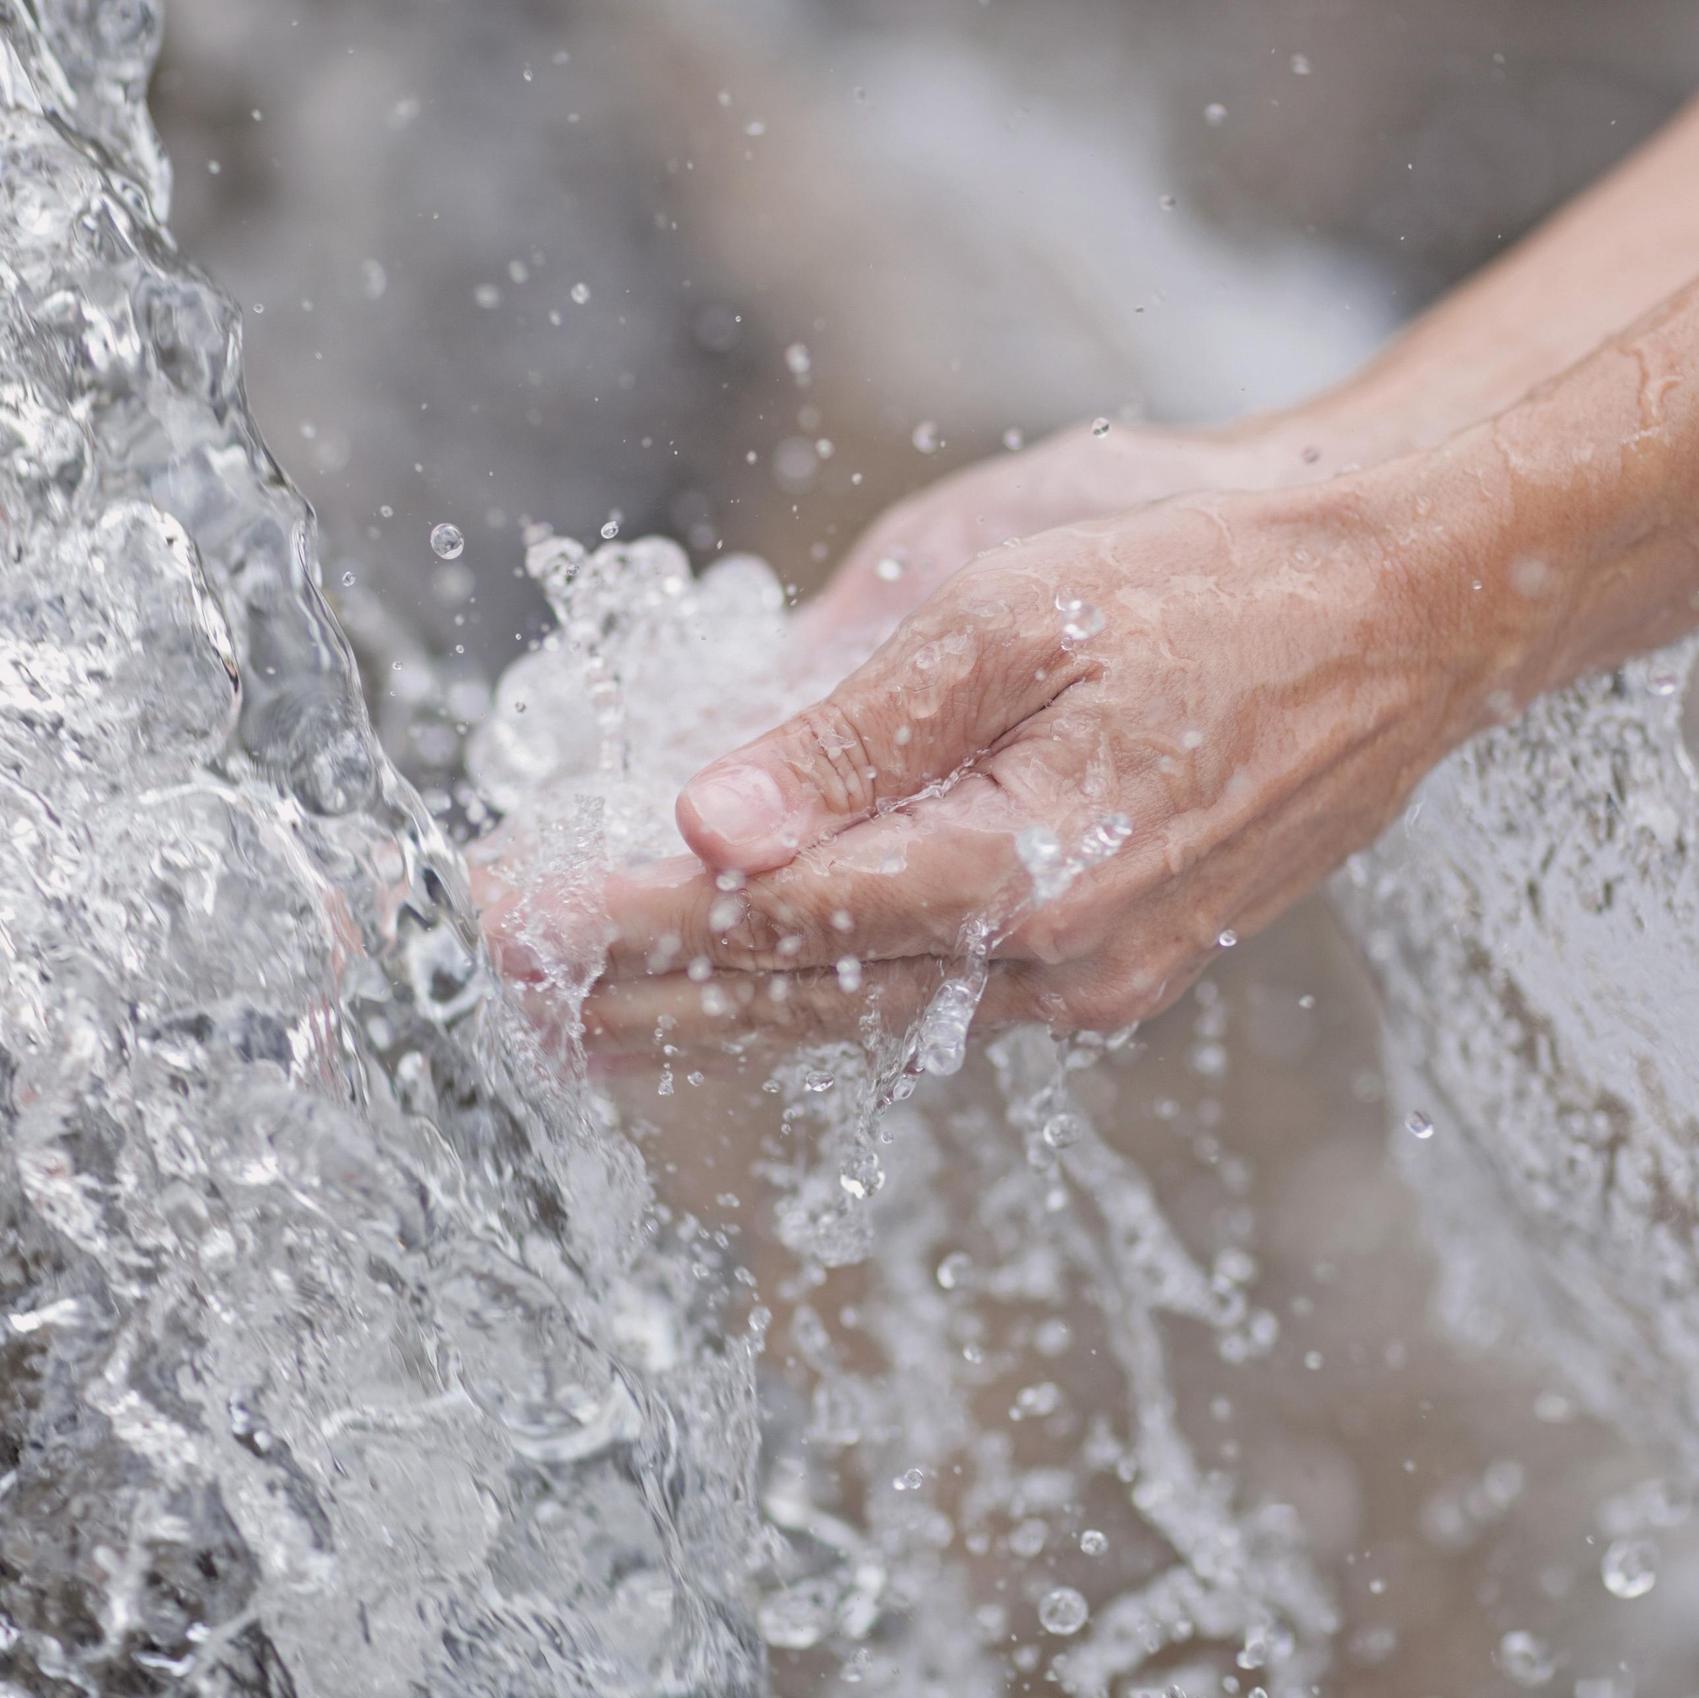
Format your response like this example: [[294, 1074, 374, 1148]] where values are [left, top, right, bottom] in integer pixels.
[[0, 4, 1341, 1693]]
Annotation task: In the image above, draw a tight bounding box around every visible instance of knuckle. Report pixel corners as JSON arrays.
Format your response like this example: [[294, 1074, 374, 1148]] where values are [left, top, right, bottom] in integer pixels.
[[705, 880, 814, 971], [791, 697, 881, 816]]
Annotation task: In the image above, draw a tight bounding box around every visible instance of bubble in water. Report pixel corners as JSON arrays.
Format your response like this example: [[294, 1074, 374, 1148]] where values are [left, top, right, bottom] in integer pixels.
[[570, 281, 591, 304], [1601, 1536, 1658, 1599], [430, 521, 465, 559], [784, 341, 812, 379], [1648, 669, 1682, 697], [1205, 101, 1228, 125], [1090, 416, 1111, 438], [803, 1070, 836, 1094], [1290, 52, 1313, 74], [912, 419, 940, 454], [893, 1467, 925, 1492], [1217, 929, 1238, 949], [1405, 1110, 1435, 1140], [1079, 1528, 1108, 1555], [600, 513, 621, 540], [1057, 594, 1105, 644], [1041, 1112, 1085, 1151], [1003, 426, 1025, 450], [1159, 193, 1177, 211], [1038, 1587, 1089, 1636], [874, 555, 905, 582], [1497, 1630, 1555, 1688]]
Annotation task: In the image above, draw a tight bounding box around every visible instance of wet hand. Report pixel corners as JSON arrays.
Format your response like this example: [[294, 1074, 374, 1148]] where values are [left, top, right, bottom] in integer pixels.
[[800, 414, 1350, 651], [573, 469, 1492, 1058]]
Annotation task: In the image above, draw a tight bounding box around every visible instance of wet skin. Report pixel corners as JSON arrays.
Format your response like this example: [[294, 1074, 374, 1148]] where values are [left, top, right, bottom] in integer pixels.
[[486, 101, 1699, 1062]]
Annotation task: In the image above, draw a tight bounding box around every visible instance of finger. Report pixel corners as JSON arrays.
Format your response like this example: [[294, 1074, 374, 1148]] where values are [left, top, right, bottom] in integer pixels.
[[675, 560, 1093, 874], [601, 776, 1037, 978], [472, 827, 613, 988], [578, 957, 1042, 1056]]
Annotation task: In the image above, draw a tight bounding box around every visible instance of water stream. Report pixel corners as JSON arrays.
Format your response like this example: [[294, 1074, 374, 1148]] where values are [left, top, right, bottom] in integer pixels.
[[14, 5, 1695, 1696]]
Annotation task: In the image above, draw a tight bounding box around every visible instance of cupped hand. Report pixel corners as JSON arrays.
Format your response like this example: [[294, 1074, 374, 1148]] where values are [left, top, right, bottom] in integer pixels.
[[541, 465, 1494, 1059], [799, 412, 1353, 651]]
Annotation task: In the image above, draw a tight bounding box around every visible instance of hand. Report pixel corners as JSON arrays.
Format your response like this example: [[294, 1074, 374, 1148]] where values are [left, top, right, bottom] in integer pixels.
[[798, 413, 1362, 654], [556, 464, 1497, 1059]]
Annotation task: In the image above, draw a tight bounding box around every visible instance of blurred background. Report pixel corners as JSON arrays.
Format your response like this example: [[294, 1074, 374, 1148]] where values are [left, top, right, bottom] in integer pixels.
[[150, 3, 1699, 1691], [152, 0, 1699, 682]]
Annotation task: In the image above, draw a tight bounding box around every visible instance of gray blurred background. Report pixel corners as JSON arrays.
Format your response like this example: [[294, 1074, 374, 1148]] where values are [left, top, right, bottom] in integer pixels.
[[149, 5, 1699, 1690], [152, 0, 1699, 683]]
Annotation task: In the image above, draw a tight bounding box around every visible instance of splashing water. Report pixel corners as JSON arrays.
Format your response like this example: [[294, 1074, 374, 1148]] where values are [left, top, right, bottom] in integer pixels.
[[0, 5, 1338, 1694], [0, 8, 761, 1693]]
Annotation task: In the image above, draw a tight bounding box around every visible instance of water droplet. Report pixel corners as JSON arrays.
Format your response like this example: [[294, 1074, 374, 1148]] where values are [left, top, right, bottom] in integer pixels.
[[1012, 1381, 1061, 1419], [1056, 593, 1105, 644], [783, 342, 812, 379], [600, 513, 621, 540], [835, 956, 862, 992], [936, 1250, 973, 1290], [360, 258, 388, 301], [803, 1070, 835, 1094], [569, 281, 591, 304], [1205, 101, 1228, 126], [874, 555, 905, 582], [893, 1467, 925, 1492], [912, 419, 940, 454], [1405, 1109, 1434, 1140], [1497, 1630, 1555, 1687], [1038, 1586, 1089, 1636], [1290, 52, 1313, 75], [429, 522, 464, 560], [473, 283, 502, 309], [1079, 1528, 1108, 1556], [1217, 929, 1238, 949], [1090, 416, 1111, 438], [1003, 426, 1025, 451], [1041, 1111, 1085, 1150], [1601, 1536, 1657, 1599]]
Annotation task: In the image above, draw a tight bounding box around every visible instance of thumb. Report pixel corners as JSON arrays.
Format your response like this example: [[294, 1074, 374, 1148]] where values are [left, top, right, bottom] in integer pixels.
[[677, 563, 1085, 872]]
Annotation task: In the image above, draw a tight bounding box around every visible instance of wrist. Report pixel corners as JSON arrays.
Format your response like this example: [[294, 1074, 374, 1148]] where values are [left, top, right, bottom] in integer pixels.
[[1372, 292, 1699, 741]]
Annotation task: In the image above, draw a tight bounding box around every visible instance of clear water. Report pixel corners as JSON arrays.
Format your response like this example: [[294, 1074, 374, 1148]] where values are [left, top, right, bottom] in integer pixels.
[[0, 5, 1592, 1695]]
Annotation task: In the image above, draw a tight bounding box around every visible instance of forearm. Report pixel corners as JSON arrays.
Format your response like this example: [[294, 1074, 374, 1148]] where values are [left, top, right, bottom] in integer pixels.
[[1300, 97, 1699, 467], [1392, 275, 1699, 743]]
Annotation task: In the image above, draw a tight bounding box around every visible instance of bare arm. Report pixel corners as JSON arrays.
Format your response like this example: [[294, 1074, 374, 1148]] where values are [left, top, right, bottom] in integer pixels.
[[804, 99, 1699, 641], [487, 101, 1699, 1058], [1298, 96, 1699, 463]]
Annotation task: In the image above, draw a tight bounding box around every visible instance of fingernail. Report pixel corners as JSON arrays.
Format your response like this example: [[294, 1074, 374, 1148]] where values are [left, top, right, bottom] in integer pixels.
[[682, 763, 793, 864]]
